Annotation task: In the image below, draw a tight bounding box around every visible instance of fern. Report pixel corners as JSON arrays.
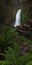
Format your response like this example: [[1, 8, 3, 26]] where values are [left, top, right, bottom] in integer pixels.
[[4, 43, 22, 65], [26, 61, 32, 65], [0, 61, 13, 65], [0, 26, 16, 51], [21, 53, 32, 65]]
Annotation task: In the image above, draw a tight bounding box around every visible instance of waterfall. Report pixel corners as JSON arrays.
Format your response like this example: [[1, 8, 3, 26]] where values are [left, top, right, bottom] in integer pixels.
[[14, 9, 21, 27]]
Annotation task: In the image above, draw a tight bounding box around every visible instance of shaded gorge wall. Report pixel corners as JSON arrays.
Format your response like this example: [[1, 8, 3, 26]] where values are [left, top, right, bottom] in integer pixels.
[[0, 0, 20, 25]]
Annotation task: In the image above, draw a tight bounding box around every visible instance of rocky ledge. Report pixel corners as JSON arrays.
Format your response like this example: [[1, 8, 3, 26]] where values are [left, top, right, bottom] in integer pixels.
[[16, 21, 32, 39]]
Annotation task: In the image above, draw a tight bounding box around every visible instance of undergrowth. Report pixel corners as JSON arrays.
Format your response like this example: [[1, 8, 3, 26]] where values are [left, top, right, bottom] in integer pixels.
[[0, 26, 32, 65]]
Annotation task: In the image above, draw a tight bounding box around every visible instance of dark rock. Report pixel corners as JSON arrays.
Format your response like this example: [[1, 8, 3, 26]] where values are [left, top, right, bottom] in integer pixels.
[[16, 22, 32, 39], [19, 45, 30, 56], [0, 55, 5, 60]]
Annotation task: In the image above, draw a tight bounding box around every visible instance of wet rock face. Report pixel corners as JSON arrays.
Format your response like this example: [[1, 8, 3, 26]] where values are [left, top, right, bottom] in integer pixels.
[[0, 0, 20, 25], [16, 22, 32, 39]]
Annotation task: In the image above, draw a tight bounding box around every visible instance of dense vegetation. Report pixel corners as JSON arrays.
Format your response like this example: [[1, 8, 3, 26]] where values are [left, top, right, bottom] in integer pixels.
[[0, 0, 32, 65], [0, 26, 32, 65]]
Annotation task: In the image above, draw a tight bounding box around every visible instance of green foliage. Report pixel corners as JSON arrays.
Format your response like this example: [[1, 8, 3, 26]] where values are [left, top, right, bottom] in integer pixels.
[[0, 26, 32, 51], [26, 61, 32, 65], [0, 61, 13, 65], [4, 45, 20, 65], [0, 26, 17, 50], [3, 46, 32, 65], [22, 10, 28, 22], [22, 53, 32, 65], [4, 45, 23, 65], [0, 26, 32, 65], [0, 0, 32, 65], [22, 0, 32, 22]]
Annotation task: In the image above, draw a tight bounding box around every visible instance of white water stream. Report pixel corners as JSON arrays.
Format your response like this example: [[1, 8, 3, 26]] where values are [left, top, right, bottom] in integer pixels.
[[14, 9, 21, 27]]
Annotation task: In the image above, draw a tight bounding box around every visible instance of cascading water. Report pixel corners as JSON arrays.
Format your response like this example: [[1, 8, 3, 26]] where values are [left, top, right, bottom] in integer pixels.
[[14, 9, 21, 27]]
